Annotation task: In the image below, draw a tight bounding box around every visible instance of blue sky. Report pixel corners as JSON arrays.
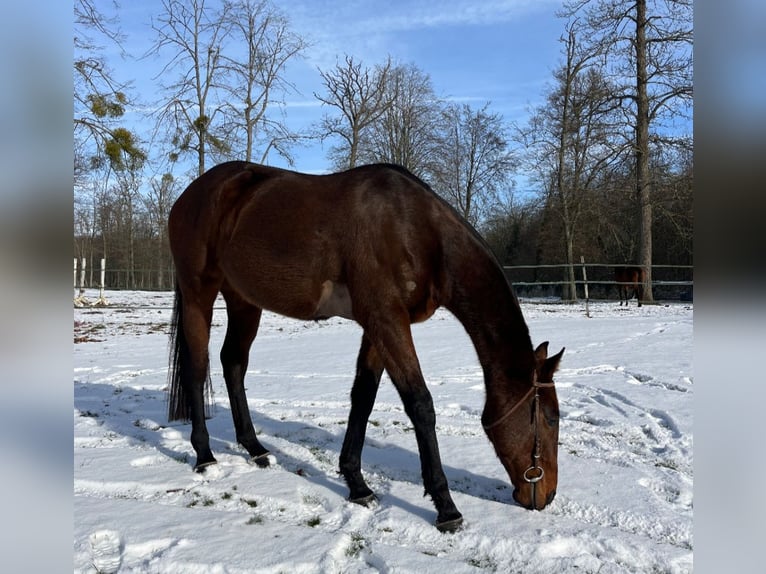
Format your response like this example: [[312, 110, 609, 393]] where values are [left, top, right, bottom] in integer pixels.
[[98, 0, 569, 178]]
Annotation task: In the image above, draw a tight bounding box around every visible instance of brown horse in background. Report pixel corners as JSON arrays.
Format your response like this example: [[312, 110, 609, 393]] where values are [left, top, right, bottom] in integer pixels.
[[615, 266, 645, 307], [166, 161, 564, 532]]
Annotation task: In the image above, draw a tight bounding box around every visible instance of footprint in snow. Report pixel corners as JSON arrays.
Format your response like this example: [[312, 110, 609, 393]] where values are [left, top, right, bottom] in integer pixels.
[[88, 529, 122, 573]]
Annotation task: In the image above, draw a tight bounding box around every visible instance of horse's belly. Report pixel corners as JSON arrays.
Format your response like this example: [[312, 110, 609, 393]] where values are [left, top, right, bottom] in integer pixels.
[[221, 248, 353, 321]]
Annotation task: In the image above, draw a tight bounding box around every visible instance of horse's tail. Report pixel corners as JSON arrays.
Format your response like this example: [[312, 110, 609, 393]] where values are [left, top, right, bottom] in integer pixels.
[[167, 283, 213, 421], [167, 283, 189, 421]]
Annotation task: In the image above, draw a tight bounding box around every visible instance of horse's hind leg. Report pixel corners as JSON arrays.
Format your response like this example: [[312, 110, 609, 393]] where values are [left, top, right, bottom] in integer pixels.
[[178, 284, 220, 471], [220, 287, 271, 465], [340, 335, 384, 504]]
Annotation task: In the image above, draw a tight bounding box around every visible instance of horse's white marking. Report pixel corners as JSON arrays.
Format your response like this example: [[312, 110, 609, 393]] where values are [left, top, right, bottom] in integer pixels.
[[315, 280, 354, 320]]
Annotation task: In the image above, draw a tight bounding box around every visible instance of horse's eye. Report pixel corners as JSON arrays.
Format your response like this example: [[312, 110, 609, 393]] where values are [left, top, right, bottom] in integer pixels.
[[547, 417, 559, 427]]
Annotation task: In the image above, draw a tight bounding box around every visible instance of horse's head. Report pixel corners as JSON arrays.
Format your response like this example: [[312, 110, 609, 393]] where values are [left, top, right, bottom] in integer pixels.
[[483, 342, 564, 510]]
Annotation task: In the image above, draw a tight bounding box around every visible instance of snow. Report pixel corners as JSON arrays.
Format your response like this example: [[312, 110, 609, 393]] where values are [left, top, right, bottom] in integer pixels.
[[74, 290, 693, 573]]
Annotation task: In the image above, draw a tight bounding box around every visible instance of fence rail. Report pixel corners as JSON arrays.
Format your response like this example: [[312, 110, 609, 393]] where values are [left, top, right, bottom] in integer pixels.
[[73, 259, 694, 303], [502, 262, 693, 301]]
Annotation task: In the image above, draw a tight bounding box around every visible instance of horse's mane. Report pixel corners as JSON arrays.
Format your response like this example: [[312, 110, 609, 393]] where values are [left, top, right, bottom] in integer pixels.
[[367, 163, 512, 289]]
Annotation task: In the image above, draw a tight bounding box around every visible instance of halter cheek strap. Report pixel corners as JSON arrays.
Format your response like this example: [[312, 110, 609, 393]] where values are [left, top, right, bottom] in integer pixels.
[[482, 377, 556, 432], [483, 376, 556, 507]]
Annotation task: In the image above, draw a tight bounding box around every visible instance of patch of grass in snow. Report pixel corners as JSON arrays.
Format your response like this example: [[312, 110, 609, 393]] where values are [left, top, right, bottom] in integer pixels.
[[307, 446, 332, 465], [654, 459, 679, 471], [345, 532, 367, 557], [391, 420, 414, 432], [467, 554, 497, 569], [306, 516, 321, 527], [186, 493, 215, 508], [302, 492, 324, 505]]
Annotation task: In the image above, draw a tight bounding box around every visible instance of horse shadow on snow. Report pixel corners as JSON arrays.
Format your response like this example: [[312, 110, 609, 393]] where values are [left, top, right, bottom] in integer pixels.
[[74, 381, 517, 520]]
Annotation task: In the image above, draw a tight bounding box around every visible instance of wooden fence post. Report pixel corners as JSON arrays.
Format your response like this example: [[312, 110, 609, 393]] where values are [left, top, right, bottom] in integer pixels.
[[580, 256, 590, 318]]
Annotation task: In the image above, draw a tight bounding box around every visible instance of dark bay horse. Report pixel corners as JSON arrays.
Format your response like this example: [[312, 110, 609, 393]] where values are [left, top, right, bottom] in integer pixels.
[[615, 266, 645, 307], [167, 161, 564, 531]]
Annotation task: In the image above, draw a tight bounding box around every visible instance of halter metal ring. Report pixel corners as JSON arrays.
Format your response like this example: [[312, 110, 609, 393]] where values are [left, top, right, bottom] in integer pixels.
[[523, 465, 544, 483]]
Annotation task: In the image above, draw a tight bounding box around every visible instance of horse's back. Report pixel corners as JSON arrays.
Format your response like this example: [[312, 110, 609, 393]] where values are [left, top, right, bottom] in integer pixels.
[[171, 162, 459, 322], [615, 266, 644, 283]]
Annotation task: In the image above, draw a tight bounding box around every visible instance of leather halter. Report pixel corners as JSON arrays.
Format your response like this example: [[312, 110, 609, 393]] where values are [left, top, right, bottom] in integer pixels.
[[483, 374, 556, 507]]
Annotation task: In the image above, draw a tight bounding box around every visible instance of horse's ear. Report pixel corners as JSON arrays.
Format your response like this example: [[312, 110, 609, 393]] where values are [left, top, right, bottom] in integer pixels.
[[534, 341, 550, 363], [539, 347, 565, 383], [547, 348, 565, 374]]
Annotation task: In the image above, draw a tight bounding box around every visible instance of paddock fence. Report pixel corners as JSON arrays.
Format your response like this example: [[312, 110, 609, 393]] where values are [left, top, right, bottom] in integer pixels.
[[73, 258, 693, 307], [503, 263, 693, 302]]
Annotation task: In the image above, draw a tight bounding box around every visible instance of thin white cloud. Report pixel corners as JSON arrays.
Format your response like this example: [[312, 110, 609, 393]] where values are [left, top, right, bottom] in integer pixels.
[[355, 0, 557, 33], [278, 99, 325, 109], [286, 0, 562, 68]]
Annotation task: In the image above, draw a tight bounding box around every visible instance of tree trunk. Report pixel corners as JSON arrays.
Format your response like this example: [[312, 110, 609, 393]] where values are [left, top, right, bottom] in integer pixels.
[[198, 130, 206, 176], [564, 225, 577, 301], [635, 0, 653, 302]]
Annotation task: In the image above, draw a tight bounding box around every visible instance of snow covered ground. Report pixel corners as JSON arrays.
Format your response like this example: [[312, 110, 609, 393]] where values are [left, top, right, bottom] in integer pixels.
[[74, 290, 692, 573]]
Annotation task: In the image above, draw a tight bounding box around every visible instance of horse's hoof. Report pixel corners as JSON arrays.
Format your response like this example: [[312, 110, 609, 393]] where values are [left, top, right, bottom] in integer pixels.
[[250, 452, 274, 468], [435, 515, 464, 533], [194, 459, 217, 473], [349, 493, 377, 507]]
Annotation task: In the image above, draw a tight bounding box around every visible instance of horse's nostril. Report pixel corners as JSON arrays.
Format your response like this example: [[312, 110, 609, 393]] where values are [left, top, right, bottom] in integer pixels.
[[546, 490, 557, 505]]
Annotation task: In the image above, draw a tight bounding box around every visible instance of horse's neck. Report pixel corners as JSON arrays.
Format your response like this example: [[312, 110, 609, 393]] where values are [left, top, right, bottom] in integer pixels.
[[443, 239, 535, 392]]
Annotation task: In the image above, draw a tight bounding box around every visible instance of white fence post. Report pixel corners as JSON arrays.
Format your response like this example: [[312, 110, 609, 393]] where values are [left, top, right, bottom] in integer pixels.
[[95, 258, 109, 306], [74, 258, 90, 306]]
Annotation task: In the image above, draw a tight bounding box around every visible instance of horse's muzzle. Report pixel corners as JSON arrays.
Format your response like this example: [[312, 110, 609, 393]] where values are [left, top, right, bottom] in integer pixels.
[[513, 488, 556, 510], [545, 489, 557, 506]]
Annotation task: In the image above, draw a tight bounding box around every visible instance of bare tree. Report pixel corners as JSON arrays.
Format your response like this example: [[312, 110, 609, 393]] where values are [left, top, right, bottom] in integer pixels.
[[150, 0, 232, 176], [648, 141, 693, 264], [144, 173, 179, 289], [431, 102, 516, 226], [74, 0, 143, 256], [220, 0, 307, 165], [518, 23, 622, 299], [357, 62, 442, 177], [562, 0, 693, 302], [315, 55, 396, 169], [74, 0, 130, 158], [105, 128, 147, 289]]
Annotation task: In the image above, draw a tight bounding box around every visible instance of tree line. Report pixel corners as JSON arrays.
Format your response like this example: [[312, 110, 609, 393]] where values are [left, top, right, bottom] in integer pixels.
[[74, 0, 692, 299]]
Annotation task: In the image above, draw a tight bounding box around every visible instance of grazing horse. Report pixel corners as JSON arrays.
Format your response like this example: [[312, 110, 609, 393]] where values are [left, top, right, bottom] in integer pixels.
[[615, 266, 645, 307], [167, 161, 564, 531]]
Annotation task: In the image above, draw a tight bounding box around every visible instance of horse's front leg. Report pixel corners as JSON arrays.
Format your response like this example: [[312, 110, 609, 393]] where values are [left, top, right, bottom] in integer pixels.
[[340, 335, 383, 504], [362, 313, 463, 532], [398, 384, 463, 531]]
